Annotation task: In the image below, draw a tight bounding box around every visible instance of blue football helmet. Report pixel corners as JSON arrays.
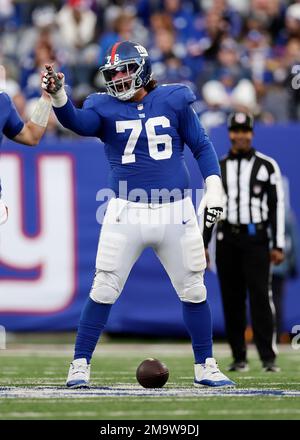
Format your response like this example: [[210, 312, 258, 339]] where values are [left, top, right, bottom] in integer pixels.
[[99, 41, 152, 101]]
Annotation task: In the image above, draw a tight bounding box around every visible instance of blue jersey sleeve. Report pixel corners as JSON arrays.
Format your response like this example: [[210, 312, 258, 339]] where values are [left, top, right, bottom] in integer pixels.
[[2, 93, 24, 139], [177, 100, 220, 179], [165, 84, 196, 110], [53, 94, 102, 137]]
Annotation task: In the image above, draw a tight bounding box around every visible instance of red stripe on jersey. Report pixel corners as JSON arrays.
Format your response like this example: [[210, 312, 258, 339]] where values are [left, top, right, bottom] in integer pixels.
[[111, 42, 121, 64]]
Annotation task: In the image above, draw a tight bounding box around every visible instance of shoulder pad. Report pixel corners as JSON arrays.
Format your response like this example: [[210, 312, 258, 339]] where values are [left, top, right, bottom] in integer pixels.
[[160, 84, 196, 111], [83, 92, 112, 111], [0, 91, 10, 104]]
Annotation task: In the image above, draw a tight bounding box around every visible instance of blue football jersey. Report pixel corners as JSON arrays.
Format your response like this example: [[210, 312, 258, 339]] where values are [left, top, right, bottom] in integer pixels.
[[54, 83, 220, 202], [0, 92, 24, 196], [0, 92, 24, 145], [82, 84, 218, 202]]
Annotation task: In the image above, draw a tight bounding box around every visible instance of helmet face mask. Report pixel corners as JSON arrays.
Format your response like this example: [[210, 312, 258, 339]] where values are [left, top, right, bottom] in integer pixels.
[[99, 42, 152, 101], [100, 58, 144, 101]]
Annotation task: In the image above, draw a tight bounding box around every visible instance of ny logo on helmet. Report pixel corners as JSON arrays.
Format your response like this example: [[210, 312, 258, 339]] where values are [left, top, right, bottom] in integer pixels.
[[134, 45, 148, 57]]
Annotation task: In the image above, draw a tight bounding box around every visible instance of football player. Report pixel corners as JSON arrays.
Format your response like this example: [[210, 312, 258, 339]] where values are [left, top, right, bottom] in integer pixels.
[[0, 88, 52, 225], [42, 41, 235, 388]]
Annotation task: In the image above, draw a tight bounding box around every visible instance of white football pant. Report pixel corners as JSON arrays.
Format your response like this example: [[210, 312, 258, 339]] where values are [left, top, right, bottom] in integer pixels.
[[90, 197, 207, 304]]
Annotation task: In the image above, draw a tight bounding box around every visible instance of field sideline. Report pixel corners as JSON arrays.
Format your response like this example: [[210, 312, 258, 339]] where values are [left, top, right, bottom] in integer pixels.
[[0, 340, 300, 420]]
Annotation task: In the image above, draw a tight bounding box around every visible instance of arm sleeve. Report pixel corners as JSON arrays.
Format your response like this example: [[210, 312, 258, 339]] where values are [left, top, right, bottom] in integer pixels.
[[3, 94, 24, 139], [267, 161, 285, 250], [178, 104, 220, 179], [53, 96, 102, 137]]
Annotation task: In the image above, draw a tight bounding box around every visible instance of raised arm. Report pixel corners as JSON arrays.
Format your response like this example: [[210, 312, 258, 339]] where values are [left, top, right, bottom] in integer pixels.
[[3, 91, 52, 146], [42, 65, 101, 137]]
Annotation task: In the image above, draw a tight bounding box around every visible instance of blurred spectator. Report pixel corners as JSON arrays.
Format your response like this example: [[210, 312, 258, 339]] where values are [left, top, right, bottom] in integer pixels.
[[17, 5, 59, 61], [200, 81, 228, 132], [0, 0, 14, 26], [285, 3, 300, 41], [0, 0, 299, 127], [57, 0, 97, 49], [149, 28, 188, 80], [283, 38, 300, 120], [162, 0, 196, 42], [56, 0, 100, 87], [20, 34, 71, 100], [199, 38, 251, 84], [184, 8, 229, 77], [150, 12, 174, 35], [198, 38, 258, 113], [210, 0, 242, 38], [247, 0, 284, 43], [98, 11, 148, 64], [242, 30, 273, 83]]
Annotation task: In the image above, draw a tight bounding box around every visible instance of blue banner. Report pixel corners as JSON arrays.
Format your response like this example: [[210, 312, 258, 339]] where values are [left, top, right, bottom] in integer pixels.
[[0, 124, 299, 335]]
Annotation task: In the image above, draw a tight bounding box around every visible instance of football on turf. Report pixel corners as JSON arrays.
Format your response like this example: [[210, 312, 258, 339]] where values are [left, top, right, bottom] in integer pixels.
[[136, 358, 169, 388]]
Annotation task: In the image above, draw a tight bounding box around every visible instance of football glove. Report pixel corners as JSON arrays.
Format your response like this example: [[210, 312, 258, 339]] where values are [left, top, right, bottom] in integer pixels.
[[198, 175, 224, 228], [41, 64, 65, 95], [204, 206, 223, 228]]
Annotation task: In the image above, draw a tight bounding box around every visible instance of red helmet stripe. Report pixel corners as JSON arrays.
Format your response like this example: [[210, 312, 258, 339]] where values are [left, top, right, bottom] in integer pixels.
[[111, 42, 122, 64]]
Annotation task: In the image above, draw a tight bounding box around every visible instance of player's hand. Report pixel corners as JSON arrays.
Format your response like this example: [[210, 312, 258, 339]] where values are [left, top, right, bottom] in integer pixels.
[[41, 64, 65, 95], [204, 206, 223, 228], [198, 175, 224, 228], [199, 195, 223, 228], [270, 249, 285, 265]]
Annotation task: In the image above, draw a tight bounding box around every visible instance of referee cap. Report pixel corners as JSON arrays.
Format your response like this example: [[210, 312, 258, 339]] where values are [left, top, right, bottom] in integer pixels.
[[227, 112, 254, 131]]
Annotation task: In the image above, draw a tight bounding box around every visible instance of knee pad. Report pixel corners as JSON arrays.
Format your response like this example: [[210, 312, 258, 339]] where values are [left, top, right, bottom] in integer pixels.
[[182, 283, 207, 303], [89, 270, 121, 304], [177, 272, 207, 303]]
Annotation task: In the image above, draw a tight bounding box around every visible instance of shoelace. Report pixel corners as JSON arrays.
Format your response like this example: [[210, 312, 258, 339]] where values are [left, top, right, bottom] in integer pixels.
[[71, 365, 88, 374], [72, 370, 87, 375]]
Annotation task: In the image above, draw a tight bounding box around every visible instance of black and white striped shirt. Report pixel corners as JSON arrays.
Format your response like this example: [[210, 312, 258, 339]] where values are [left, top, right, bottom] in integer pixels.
[[217, 148, 285, 249]]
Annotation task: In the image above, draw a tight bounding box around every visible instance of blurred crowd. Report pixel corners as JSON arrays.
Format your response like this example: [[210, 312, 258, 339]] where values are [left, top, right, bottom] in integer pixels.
[[1, 0, 300, 134]]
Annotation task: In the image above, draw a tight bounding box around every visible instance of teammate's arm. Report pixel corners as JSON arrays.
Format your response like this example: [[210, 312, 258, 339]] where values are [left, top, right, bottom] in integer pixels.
[[41, 65, 101, 137], [3, 92, 52, 146]]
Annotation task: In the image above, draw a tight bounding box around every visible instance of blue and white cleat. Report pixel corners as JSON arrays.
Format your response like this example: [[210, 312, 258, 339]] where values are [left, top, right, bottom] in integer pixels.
[[194, 358, 236, 388], [66, 358, 91, 388]]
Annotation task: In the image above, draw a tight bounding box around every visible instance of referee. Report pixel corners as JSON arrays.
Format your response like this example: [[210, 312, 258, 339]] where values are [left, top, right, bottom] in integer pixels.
[[203, 112, 285, 372]]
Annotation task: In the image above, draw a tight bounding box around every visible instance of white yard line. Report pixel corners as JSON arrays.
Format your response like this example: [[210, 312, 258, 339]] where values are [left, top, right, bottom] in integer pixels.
[[208, 409, 300, 416], [0, 411, 99, 418], [105, 410, 195, 417], [0, 386, 300, 399], [0, 342, 296, 358]]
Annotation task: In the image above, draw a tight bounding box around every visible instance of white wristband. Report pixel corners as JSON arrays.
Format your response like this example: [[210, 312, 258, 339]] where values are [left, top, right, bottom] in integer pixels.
[[30, 96, 52, 127], [50, 87, 68, 108]]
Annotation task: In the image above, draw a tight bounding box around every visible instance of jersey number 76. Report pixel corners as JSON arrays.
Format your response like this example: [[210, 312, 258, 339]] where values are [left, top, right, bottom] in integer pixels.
[[116, 117, 173, 164]]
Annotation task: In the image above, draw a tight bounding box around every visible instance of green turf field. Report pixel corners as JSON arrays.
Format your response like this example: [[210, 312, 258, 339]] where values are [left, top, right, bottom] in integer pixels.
[[0, 339, 299, 420]]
